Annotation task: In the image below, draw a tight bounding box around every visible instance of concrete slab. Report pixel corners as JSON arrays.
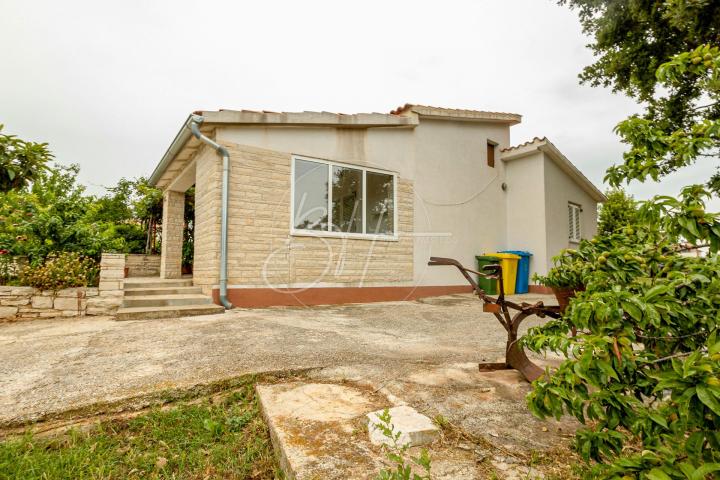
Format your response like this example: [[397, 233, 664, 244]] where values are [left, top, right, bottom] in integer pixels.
[[310, 362, 577, 452], [257, 361, 578, 479], [367, 405, 439, 447], [256, 382, 388, 480]]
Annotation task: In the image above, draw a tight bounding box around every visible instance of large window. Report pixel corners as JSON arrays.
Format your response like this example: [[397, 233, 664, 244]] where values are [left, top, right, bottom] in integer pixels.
[[568, 202, 581, 242], [292, 156, 397, 239]]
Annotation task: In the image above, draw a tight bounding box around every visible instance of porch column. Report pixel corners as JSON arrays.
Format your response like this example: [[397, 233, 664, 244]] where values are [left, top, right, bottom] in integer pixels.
[[160, 190, 185, 279]]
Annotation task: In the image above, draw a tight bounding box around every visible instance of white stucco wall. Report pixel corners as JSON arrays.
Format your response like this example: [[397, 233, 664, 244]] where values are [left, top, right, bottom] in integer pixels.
[[188, 120, 605, 292], [217, 119, 512, 287], [542, 153, 598, 272], [411, 119, 510, 286], [503, 149, 601, 280], [504, 151, 548, 278], [217, 126, 415, 176]]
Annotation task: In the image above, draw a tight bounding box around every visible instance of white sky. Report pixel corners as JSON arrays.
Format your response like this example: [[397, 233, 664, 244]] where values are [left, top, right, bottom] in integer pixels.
[[1, 0, 717, 208]]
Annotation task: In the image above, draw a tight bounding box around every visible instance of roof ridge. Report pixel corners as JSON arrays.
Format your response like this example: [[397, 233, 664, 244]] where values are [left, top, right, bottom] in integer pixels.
[[390, 103, 521, 119], [501, 137, 548, 153]]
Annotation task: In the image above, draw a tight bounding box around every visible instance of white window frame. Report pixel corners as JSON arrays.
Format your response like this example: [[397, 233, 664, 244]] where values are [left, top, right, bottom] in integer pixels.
[[568, 202, 582, 243], [290, 155, 399, 241]]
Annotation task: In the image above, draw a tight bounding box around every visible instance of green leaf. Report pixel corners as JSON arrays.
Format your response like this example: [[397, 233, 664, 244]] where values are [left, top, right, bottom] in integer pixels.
[[647, 468, 672, 480], [685, 218, 701, 238], [691, 463, 720, 480], [597, 359, 619, 381], [648, 412, 668, 428], [696, 385, 720, 416], [677, 462, 695, 478], [622, 299, 643, 321], [645, 285, 668, 302]]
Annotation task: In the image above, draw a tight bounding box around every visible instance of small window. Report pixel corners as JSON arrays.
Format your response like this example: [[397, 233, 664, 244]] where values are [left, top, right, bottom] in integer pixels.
[[486, 141, 497, 168], [292, 156, 397, 239], [568, 203, 581, 242]]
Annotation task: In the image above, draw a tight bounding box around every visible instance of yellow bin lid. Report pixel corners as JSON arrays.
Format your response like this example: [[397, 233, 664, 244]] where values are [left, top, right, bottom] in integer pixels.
[[484, 252, 520, 260]]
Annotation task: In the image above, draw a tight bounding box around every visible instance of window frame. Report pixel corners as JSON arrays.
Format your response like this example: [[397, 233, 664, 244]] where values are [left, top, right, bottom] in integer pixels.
[[568, 202, 582, 243], [290, 155, 399, 241]]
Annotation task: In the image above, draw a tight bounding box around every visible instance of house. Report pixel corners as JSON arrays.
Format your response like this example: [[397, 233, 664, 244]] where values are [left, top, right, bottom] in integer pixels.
[[148, 104, 605, 308]]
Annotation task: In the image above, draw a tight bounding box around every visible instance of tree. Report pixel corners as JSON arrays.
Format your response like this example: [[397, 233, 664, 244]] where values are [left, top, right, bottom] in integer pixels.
[[561, 0, 720, 191], [560, 0, 720, 129], [88, 177, 163, 254], [132, 178, 163, 254], [523, 3, 720, 478], [0, 125, 53, 192], [608, 44, 720, 192], [0, 164, 105, 263], [597, 189, 640, 236], [0, 164, 165, 269]]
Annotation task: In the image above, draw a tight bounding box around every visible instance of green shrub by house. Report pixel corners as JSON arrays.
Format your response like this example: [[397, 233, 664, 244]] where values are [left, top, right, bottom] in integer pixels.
[[19, 252, 99, 291]]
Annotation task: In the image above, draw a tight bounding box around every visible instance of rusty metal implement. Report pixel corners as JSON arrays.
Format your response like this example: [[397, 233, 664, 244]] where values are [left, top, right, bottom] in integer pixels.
[[428, 257, 562, 382]]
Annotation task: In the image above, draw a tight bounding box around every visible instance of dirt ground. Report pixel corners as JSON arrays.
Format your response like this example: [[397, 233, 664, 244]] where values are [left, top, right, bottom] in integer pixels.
[[0, 293, 562, 427]]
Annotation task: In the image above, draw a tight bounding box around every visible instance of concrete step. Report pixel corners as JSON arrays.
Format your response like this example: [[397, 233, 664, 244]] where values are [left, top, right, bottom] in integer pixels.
[[122, 294, 214, 308], [124, 286, 203, 296], [115, 304, 225, 321], [123, 279, 193, 289]]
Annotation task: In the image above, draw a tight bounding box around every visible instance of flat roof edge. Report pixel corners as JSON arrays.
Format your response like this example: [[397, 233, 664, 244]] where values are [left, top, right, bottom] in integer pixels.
[[200, 110, 418, 128]]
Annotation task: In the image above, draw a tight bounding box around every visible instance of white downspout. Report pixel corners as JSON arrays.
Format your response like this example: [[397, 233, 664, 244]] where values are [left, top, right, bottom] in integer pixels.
[[188, 115, 233, 309]]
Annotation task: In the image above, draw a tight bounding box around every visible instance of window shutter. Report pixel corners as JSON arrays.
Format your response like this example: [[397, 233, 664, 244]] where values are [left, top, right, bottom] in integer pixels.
[[568, 203, 581, 242], [573, 206, 581, 241]]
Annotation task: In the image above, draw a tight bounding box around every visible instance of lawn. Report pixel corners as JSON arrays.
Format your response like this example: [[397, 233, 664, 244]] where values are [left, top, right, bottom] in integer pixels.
[[0, 377, 281, 479]]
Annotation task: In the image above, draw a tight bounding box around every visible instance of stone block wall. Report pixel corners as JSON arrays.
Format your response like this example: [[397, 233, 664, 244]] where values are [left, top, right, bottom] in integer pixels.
[[192, 142, 414, 294], [125, 254, 161, 277], [193, 145, 222, 293], [160, 190, 185, 279], [0, 253, 125, 321]]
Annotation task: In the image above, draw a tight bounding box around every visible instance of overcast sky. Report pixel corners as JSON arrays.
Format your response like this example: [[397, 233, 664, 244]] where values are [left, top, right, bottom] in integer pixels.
[[1, 0, 716, 207]]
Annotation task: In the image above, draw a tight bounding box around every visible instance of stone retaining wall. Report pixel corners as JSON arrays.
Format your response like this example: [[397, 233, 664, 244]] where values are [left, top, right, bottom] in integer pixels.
[[125, 254, 160, 277], [0, 253, 125, 321]]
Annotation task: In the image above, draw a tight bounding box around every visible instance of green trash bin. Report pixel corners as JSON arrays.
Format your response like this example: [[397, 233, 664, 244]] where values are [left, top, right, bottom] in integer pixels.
[[475, 255, 499, 294]]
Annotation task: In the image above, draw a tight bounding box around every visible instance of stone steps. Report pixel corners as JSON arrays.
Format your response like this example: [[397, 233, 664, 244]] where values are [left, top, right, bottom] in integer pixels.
[[123, 279, 193, 289], [116, 277, 224, 320], [115, 304, 225, 321], [123, 286, 203, 296], [122, 294, 214, 308]]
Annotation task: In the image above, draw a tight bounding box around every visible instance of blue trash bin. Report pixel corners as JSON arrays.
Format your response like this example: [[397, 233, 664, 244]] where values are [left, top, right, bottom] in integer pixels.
[[500, 250, 532, 294]]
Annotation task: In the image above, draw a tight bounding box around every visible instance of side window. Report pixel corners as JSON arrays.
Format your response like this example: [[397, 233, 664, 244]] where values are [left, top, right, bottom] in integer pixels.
[[486, 141, 496, 168], [568, 203, 581, 242]]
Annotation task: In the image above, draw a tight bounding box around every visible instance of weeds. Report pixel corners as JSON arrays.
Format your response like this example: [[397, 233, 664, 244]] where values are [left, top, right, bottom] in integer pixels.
[[372, 409, 432, 480]]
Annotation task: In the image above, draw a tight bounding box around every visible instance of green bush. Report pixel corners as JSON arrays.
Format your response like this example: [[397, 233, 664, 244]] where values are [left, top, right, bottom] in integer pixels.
[[533, 249, 586, 289], [19, 252, 99, 290]]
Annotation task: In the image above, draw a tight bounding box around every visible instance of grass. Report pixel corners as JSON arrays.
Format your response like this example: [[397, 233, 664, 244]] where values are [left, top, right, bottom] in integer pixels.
[[0, 377, 282, 479]]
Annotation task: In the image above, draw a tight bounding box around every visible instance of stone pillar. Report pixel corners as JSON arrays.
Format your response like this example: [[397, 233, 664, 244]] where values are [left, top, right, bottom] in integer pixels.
[[98, 253, 125, 291], [88, 252, 126, 316], [160, 190, 185, 279]]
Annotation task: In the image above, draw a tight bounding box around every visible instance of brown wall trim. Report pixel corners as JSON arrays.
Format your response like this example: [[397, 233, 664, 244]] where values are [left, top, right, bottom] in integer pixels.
[[528, 284, 554, 294], [212, 285, 474, 308]]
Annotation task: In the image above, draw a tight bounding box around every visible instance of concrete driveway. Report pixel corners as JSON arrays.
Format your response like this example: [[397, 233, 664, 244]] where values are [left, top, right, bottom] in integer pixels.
[[0, 293, 557, 426]]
